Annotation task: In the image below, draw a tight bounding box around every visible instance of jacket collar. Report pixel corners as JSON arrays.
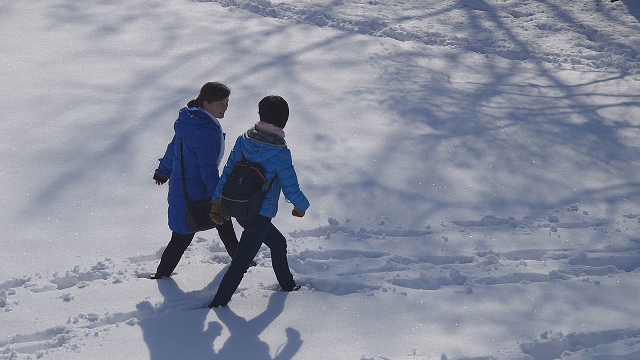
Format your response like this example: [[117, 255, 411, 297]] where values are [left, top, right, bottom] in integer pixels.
[[246, 127, 287, 146]]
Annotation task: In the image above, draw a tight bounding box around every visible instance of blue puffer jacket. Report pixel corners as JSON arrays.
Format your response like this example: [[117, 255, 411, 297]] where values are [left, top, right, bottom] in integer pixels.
[[212, 127, 310, 218], [156, 107, 224, 234]]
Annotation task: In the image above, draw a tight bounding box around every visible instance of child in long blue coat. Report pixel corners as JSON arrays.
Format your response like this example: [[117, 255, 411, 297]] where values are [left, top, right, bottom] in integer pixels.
[[152, 82, 240, 279], [209, 95, 310, 307]]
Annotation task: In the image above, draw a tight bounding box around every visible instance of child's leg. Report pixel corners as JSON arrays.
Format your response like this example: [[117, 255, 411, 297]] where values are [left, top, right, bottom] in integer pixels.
[[215, 218, 238, 257], [209, 216, 270, 307], [263, 224, 296, 291]]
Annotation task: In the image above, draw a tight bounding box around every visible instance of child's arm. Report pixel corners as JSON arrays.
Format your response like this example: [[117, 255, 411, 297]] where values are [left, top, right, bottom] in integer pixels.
[[212, 136, 243, 202], [277, 149, 310, 214]]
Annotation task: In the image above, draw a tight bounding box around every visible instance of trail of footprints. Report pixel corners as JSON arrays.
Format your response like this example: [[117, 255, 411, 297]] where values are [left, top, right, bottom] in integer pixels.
[[2, 214, 640, 359]]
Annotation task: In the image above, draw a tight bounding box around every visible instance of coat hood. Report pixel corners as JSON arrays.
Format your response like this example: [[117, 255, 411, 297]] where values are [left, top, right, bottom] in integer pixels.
[[240, 127, 287, 163], [174, 107, 218, 138]]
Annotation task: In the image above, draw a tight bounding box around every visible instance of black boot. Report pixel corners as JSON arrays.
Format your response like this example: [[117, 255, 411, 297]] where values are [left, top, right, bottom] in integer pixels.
[[280, 285, 301, 292]]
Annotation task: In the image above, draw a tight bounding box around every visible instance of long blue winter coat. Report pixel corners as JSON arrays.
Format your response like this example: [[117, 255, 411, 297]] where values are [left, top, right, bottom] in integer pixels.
[[156, 107, 225, 234], [212, 127, 310, 218]]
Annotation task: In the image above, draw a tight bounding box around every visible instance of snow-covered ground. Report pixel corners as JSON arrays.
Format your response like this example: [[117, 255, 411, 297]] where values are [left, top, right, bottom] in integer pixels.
[[1, 0, 640, 359]]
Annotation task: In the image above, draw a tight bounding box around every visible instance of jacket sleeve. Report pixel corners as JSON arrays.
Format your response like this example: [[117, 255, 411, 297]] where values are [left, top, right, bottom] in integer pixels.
[[212, 136, 243, 202], [156, 135, 176, 179], [275, 149, 310, 212], [192, 128, 221, 196]]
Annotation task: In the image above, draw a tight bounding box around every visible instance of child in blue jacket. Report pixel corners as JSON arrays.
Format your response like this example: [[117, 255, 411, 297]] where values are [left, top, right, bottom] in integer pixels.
[[209, 95, 310, 307]]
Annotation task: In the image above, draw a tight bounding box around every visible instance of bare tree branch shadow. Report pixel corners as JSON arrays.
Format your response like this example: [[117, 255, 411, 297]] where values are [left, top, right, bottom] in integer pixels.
[[622, 0, 640, 23], [16, 0, 640, 236]]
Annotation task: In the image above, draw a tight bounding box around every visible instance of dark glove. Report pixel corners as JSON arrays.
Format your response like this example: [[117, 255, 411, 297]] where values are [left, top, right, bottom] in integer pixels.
[[210, 201, 225, 225], [153, 170, 168, 185], [292, 208, 305, 217]]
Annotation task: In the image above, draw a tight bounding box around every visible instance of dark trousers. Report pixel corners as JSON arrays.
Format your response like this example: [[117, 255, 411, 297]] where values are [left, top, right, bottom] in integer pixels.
[[155, 218, 239, 277], [210, 216, 295, 307]]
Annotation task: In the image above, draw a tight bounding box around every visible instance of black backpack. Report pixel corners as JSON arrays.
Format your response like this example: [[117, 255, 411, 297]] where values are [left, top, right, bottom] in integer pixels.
[[220, 156, 276, 220]]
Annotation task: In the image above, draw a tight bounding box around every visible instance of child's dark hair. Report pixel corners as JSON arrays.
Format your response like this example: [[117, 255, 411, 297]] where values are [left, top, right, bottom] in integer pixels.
[[187, 82, 231, 108], [258, 95, 289, 129]]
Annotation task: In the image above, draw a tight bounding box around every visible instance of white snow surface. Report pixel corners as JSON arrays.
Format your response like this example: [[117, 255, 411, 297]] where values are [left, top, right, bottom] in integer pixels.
[[1, 0, 640, 359]]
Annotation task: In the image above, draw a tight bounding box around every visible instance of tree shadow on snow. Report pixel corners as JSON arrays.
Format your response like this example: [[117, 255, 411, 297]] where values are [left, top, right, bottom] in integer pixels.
[[624, 0, 640, 23], [137, 273, 301, 360], [29, 0, 640, 234], [335, 0, 640, 225], [188, 0, 640, 228]]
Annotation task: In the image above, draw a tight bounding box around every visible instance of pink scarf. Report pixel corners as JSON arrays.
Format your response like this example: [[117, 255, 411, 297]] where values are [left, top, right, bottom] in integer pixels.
[[255, 121, 285, 139]]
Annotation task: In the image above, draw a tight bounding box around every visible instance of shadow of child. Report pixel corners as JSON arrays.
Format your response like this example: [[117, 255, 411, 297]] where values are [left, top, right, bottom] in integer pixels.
[[137, 272, 226, 359], [212, 292, 303, 360]]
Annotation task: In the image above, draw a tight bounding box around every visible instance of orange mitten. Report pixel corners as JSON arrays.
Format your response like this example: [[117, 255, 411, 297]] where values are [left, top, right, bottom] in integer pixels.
[[210, 201, 224, 225]]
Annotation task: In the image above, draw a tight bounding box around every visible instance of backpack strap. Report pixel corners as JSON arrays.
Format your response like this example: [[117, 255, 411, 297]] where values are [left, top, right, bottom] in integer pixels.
[[265, 172, 277, 191], [241, 153, 277, 191]]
